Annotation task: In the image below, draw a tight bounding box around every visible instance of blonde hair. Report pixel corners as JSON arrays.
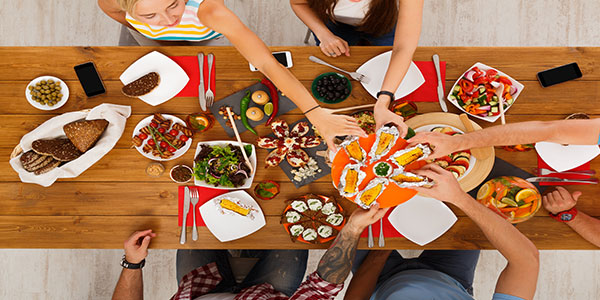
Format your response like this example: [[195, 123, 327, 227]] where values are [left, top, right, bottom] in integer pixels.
[[117, 0, 141, 14]]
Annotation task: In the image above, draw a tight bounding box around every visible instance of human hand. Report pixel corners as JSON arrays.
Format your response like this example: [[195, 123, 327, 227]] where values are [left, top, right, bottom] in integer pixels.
[[124, 229, 156, 264], [543, 187, 580, 215], [374, 100, 407, 137], [411, 163, 465, 203], [307, 107, 367, 151], [346, 203, 390, 235], [318, 33, 350, 57], [407, 132, 461, 160]]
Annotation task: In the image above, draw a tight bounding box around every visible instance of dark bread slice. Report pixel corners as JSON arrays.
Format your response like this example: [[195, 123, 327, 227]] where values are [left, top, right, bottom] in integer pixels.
[[63, 119, 109, 152], [20, 150, 41, 167], [122, 72, 160, 97], [53, 140, 83, 161], [25, 155, 55, 172], [34, 159, 60, 175], [32, 138, 82, 162]]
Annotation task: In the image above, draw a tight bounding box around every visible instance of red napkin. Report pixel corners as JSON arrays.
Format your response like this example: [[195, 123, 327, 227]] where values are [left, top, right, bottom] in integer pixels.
[[360, 209, 404, 238], [400, 61, 446, 103], [536, 155, 593, 186], [170, 56, 206, 98], [178, 186, 228, 226]]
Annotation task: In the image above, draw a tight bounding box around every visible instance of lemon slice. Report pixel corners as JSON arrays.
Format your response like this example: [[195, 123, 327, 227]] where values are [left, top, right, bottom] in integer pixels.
[[516, 188, 537, 203], [501, 197, 518, 207], [264, 102, 274, 116], [477, 182, 493, 200], [494, 198, 508, 208]]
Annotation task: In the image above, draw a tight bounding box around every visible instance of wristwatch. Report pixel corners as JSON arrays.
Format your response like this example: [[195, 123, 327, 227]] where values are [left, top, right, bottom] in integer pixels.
[[120, 255, 145, 269], [376, 90, 395, 102], [550, 207, 578, 223]]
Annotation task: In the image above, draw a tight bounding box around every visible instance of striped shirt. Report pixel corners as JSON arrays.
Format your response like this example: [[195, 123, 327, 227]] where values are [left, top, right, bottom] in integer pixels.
[[126, 0, 222, 41]]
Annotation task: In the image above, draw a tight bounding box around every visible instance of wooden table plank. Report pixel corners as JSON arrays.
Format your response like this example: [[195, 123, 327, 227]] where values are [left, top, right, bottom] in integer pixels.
[[0, 215, 596, 250]]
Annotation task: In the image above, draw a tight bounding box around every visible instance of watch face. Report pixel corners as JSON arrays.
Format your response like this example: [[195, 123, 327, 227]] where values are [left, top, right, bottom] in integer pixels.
[[560, 213, 573, 221]]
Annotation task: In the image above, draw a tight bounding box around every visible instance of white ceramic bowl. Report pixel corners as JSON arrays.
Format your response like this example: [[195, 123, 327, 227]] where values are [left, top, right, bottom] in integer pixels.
[[25, 76, 69, 111], [132, 114, 192, 161], [193, 141, 257, 190]]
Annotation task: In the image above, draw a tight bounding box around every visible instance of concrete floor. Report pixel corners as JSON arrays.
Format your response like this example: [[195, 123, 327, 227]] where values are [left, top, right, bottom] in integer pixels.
[[1, 0, 599, 299]]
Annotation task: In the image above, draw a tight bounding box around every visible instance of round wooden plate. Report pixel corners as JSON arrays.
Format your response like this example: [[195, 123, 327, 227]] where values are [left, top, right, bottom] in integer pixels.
[[331, 135, 419, 209], [405, 112, 495, 192]]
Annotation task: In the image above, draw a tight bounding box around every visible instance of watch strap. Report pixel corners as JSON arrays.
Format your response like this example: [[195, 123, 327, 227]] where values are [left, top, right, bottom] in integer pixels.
[[121, 255, 145, 269], [550, 207, 578, 223], [376, 90, 395, 102]]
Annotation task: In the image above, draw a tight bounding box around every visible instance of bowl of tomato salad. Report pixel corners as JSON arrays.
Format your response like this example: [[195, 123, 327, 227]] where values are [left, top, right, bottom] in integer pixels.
[[447, 62, 524, 123]]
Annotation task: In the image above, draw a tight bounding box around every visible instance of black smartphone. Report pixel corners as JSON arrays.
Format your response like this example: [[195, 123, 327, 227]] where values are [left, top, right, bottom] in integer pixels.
[[537, 62, 582, 87], [74, 62, 106, 97]]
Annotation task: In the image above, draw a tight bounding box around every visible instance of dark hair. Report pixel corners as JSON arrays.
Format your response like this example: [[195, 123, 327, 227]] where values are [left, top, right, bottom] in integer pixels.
[[307, 0, 398, 37]]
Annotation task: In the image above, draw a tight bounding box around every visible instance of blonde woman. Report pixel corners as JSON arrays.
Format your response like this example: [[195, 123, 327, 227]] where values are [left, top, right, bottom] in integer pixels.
[[98, 0, 366, 149]]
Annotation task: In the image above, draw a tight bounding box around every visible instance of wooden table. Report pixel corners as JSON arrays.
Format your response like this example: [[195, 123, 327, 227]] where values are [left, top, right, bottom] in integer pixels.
[[1, 46, 599, 250]]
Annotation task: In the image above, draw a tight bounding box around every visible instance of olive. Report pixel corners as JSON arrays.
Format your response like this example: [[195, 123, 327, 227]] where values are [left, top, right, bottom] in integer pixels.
[[56, 86, 61, 91], [58, 93, 63, 98]]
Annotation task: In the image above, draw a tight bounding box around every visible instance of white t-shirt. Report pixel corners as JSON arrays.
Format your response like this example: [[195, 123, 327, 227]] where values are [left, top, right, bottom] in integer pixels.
[[195, 293, 236, 300], [333, 0, 370, 26]]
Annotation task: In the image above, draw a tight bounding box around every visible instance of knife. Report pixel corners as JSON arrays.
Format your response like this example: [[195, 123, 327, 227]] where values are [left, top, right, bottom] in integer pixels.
[[180, 186, 191, 244], [198, 53, 206, 111], [526, 177, 598, 184], [432, 54, 448, 112]]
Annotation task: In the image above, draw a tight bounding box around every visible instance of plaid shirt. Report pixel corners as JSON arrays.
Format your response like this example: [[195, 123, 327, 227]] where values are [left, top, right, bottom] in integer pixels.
[[170, 262, 343, 300]]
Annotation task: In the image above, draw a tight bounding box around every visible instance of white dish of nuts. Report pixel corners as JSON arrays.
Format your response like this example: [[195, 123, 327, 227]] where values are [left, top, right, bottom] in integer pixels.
[[25, 76, 69, 111]]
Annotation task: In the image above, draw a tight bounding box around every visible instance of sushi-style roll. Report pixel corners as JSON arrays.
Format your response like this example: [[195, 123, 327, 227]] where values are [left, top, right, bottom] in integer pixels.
[[341, 136, 367, 163], [337, 164, 366, 198], [389, 144, 431, 168], [389, 169, 432, 188], [355, 178, 388, 209], [368, 126, 399, 163]]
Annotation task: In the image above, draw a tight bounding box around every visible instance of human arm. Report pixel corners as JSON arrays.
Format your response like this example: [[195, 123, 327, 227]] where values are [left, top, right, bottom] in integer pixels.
[[343, 250, 393, 300], [97, 0, 135, 29], [289, 0, 349, 57], [544, 187, 600, 247], [112, 230, 156, 300], [198, 0, 365, 150], [373, 0, 423, 136], [413, 164, 539, 300], [409, 118, 600, 159]]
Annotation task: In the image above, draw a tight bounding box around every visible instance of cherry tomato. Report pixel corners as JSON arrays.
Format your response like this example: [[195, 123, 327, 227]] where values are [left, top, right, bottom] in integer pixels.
[[169, 129, 178, 136], [167, 146, 176, 153], [150, 122, 158, 128], [158, 127, 166, 134], [160, 141, 168, 148], [179, 135, 189, 142], [138, 133, 148, 140], [147, 139, 155, 146]]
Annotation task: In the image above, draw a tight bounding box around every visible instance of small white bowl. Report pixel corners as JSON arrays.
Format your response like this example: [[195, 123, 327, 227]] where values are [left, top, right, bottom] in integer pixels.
[[170, 165, 193, 184], [25, 76, 69, 111]]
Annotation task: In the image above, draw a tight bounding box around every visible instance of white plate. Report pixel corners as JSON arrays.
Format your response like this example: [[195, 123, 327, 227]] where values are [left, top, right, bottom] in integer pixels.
[[447, 62, 524, 123], [193, 141, 257, 190], [25, 76, 69, 111], [119, 51, 189, 106], [535, 142, 600, 172], [132, 114, 192, 161], [199, 190, 266, 242], [388, 194, 457, 246], [413, 124, 476, 180], [356, 51, 425, 100]]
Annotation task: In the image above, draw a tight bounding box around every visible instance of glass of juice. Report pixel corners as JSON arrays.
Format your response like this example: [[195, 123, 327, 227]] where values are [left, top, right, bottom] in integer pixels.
[[186, 113, 214, 133], [476, 176, 541, 224], [391, 100, 418, 120]]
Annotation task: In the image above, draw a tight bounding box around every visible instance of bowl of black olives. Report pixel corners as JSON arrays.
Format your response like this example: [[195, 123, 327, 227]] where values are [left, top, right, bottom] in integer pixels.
[[311, 72, 352, 104]]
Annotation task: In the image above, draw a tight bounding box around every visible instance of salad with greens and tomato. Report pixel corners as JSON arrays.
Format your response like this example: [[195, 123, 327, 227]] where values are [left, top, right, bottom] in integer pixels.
[[193, 143, 253, 188]]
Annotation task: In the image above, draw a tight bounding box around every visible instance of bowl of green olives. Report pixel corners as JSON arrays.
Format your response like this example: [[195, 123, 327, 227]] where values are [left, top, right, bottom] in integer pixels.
[[25, 76, 69, 110], [311, 72, 352, 104]]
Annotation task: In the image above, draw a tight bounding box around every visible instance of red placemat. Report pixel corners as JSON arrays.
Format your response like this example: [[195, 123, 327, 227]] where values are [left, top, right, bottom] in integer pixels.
[[400, 61, 446, 103], [171, 56, 206, 98], [178, 186, 228, 226], [360, 209, 403, 238], [537, 155, 592, 186]]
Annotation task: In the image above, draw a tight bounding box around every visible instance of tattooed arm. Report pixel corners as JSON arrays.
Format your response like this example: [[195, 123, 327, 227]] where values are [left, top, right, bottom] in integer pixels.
[[317, 204, 390, 284]]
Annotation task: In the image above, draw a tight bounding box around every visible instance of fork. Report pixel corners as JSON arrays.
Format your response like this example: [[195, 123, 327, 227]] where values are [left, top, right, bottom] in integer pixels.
[[532, 168, 596, 176], [190, 189, 199, 241], [378, 218, 385, 247], [205, 53, 215, 107], [309, 56, 370, 84], [367, 224, 374, 248]]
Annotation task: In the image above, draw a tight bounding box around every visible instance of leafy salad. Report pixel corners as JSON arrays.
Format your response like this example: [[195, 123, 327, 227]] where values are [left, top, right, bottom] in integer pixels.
[[193, 144, 253, 187]]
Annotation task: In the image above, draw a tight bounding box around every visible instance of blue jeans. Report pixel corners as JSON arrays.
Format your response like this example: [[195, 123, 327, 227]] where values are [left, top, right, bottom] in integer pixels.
[[176, 250, 308, 297], [313, 21, 396, 46], [353, 250, 480, 295]]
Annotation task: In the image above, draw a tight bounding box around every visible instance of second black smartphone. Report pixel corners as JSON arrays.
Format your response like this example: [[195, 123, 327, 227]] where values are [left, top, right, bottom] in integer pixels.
[[537, 62, 582, 87], [74, 62, 106, 97]]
